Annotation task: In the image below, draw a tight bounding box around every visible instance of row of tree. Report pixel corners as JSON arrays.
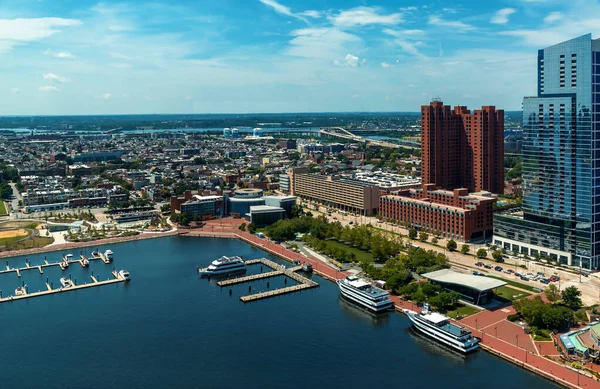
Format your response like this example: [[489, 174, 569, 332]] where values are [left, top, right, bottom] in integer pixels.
[[397, 282, 460, 310], [512, 285, 582, 331]]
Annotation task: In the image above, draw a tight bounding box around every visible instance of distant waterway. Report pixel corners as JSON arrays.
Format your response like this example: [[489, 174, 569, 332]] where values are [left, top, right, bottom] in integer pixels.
[[0, 237, 558, 389]]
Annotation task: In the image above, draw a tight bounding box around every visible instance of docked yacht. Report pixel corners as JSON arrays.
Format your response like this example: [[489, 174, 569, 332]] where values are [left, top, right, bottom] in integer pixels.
[[118, 270, 131, 281], [80, 258, 89, 267], [64, 254, 74, 261], [59, 261, 69, 270], [337, 275, 394, 312], [104, 250, 114, 261], [60, 277, 73, 288], [198, 256, 246, 277], [403, 308, 479, 353], [14, 286, 26, 296]]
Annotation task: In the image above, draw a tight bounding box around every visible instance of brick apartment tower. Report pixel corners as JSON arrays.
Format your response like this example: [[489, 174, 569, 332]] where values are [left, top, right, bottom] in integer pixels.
[[421, 101, 504, 194]]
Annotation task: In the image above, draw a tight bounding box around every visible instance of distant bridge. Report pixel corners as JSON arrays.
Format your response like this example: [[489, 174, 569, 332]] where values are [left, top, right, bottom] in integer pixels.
[[319, 127, 420, 149]]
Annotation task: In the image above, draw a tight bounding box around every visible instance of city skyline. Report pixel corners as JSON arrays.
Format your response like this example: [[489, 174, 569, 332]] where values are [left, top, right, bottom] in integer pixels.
[[1, 0, 599, 115]]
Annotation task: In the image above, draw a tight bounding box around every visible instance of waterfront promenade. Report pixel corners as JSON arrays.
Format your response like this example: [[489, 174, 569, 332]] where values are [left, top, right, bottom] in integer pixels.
[[189, 218, 599, 389]]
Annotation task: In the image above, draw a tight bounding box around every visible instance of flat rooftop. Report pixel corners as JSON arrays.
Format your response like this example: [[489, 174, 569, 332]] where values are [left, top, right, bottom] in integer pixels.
[[422, 269, 506, 292]]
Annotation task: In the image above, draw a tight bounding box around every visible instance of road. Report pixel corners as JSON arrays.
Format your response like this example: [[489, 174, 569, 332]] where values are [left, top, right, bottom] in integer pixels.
[[299, 198, 600, 304]]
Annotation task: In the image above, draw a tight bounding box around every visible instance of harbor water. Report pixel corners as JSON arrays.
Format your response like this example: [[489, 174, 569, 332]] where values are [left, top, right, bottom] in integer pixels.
[[0, 237, 559, 389]]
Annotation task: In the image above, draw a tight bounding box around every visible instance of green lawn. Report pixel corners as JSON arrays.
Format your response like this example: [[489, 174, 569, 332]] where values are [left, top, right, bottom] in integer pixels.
[[324, 239, 374, 263], [495, 285, 531, 301], [442, 304, 479, 319], [487, 275, 541, 292], [0, 201, 7, 216]]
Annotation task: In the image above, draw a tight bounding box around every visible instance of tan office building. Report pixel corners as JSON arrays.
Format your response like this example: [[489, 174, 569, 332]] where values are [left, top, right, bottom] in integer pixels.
[[292, 173, 380, 216]]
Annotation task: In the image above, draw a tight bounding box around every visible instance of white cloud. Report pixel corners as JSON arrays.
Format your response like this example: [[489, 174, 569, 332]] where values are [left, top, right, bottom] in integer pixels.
[[400, 6, 417, 11], [383, 29, 425, 57], [397, 41, 422, 56], [38, 85, 60, 92], [10, 88, 19, 94], [345, 53, 359, 67], [259, 0, 293, 17], [0, 18, 81, 51], [286, 27, 361, 59], [299, 10, 321, 18], [381, 62, 392, 68], [383, 28, 424, 37], [428, 15, 476, 31], [544, 12, 562, 23], [42, 73, 69, 83], [100, 93, 111, 100], [329, 7, 403, 28], [491, 8, 516, 25], [42, 50, 76, 59], [108, 52, 132, 60]]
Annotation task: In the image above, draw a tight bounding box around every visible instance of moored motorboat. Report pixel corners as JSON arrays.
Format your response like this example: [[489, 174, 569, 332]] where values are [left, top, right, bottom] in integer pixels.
[[80, 258, 89, 267], [59, 261, 69, 270], [198, 256, 246, 277], [104, 250, 114, 261], [60, 277, 73, 288], [118, 270, 130, 281], [14, 286, 26, 296], [403, 308, 479, 353]]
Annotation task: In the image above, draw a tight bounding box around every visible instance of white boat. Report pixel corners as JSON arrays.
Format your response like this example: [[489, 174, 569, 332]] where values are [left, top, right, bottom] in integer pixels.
[[118, 270, 130, 281], [80, 258, 89, 267], [15, 286, 26, 296], [337, 275, 394, 312], [91, 250, 99, 257], [104, 250, 114, 261], [198, 256, 246, 277], [59, 261, 69, 270], [403, 309, 479, 353], [64, 254, 74, 261], [60, 277, 73, 288]]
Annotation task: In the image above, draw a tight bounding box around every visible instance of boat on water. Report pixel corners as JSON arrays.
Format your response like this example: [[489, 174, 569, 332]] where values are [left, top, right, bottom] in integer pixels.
[[91, 250, 99, 257], [104, 250, 114, 261], [302, 263, 313, 272], [403, 308, 479, 353], [60, 277, 73, 288], [337, 275, 394, 312], [63, 254, 74, 261], [59, 261, 69, 270], [118, 270, 131, 281], [198, 256, 246, 277], [14, 286, 26, 296], [80, 258, 89, 267]]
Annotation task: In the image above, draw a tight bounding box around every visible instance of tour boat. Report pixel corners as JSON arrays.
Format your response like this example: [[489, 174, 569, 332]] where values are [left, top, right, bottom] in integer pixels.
[[337, 275, 394, 312], [59, 261, 69, 270], [14, 286, 26, 296], [118, 270, 131, 281], [403, 308, 479, 353], [198, 256, 246, 277], [104, 250, 114, 261], [60, 277, 73, 288]]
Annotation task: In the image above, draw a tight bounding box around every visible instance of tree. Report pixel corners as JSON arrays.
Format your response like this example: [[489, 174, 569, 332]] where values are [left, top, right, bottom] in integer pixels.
[[412, 288, 426, 305], [561, 286, 582, 310], [418, 232, 429, 242], [476, 248, 487, 259], [431, 237, 438, 244], [290, 204, 303, 218], [545, 283, 561, 303], [247, 223, 257, 234], [492, 250, 504, 263], [238, 223, 247, 232], [460, 244, 470, 255], [408, 229, 417, 240], [446, 240, 457, 252]]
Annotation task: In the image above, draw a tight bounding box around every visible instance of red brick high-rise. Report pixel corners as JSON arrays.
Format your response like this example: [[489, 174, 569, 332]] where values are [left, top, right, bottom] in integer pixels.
[[421, 100, 504, 194]]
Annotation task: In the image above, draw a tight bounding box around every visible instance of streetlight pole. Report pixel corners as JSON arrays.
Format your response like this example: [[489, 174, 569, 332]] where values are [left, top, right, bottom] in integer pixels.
[[516, 334, 519, 348]]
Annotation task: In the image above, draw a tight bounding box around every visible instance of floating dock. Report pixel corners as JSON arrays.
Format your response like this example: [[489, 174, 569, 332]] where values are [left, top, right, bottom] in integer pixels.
[[0, 251, 112, 276], [216, 258, 318, 303]]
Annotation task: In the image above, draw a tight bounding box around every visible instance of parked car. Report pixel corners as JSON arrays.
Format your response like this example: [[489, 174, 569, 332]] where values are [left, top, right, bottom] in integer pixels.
[[540, 278, 550, 284], [515, 272, 523, 277], [472, 271, 479, 276], [549, 276, 560, 282], [475, 262, 484, 267], [494, 266, 503, 271], [521, 276, 530, 281], [503, 269, 512, 274], [484, 264, 493, 269]]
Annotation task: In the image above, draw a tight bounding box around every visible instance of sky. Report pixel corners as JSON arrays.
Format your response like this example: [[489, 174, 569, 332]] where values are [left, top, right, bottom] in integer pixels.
[[0, 0, 598, 115]]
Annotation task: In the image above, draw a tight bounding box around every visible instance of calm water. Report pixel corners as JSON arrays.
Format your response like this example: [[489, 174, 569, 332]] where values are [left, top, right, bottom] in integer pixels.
[[0, 237, 558, 389]]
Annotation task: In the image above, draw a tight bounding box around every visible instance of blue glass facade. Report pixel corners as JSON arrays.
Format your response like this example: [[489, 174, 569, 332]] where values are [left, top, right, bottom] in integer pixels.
[[494, 34, 600, 269]]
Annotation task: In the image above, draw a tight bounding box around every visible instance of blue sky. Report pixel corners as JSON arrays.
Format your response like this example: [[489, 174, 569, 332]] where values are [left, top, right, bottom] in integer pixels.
[[0, 0, 598, 115]]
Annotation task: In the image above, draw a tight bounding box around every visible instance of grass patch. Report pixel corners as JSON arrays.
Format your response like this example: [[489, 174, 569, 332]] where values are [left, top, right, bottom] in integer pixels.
[[495, 285, 531, 301], [487, 275, 541, 292], [325, 239, 374, 263], [532, 328, 552, 341], [442, 304, 479, 319], [0, 201, 7, 216], [0, 230, 31, 246], [0, 236, 54, 251]]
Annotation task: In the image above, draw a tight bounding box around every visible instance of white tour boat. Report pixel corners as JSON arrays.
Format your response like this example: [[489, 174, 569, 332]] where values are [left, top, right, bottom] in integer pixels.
[[337, 275, 394, 312], [198, 256, 246, 277], [403, 308, 479, 353], [118, 270, 131, 281]]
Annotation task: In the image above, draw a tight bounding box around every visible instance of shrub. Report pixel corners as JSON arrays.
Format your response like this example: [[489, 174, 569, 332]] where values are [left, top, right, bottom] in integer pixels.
[[507, 314, 519, 322]]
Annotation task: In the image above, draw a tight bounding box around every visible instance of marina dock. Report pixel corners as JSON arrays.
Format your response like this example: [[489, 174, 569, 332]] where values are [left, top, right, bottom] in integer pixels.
[[0, 252, 110, 276], [216, 258, 318, 302]]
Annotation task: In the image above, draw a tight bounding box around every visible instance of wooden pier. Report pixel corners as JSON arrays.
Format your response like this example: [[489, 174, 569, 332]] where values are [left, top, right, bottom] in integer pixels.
[[215, 258, 318, 303]]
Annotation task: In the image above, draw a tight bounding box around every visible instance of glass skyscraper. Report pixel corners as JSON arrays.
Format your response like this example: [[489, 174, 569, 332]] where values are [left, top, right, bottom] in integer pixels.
[[493, 34, 600, 270]]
